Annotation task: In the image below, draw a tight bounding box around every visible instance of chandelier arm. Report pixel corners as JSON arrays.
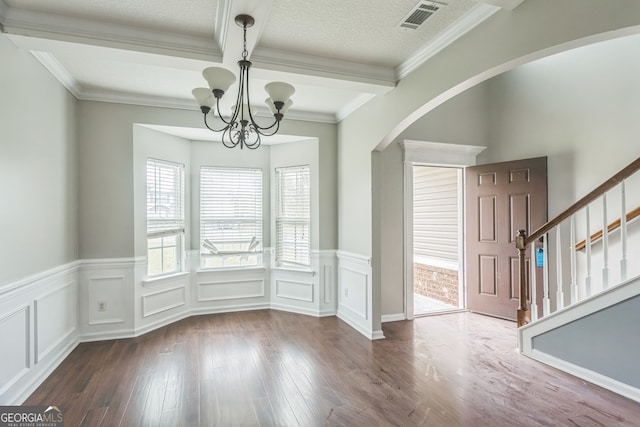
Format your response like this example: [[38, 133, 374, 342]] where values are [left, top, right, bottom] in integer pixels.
[[254, 119, 281, 137], [243, 123, 261, 149], [204, 112, 230, 133], [251, 117, 280, 132], [214, 97, 232, 126], [222, 125, 239, 149], [232, 64, 246, 123]]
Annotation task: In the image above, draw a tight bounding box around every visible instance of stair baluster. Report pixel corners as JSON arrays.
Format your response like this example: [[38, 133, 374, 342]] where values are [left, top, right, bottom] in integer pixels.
[[555, 227, 564, 310], [620, 181, 627, 281], [570, 215, 578, 304], [542, 232, 550, 316], [530, 240, 538, 321], [585, 205, 592, 299], [602, 193, 609, 289]]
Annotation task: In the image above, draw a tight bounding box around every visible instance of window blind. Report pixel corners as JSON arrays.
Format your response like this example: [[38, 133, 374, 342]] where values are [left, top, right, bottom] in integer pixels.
[[146, 158, 185, 237], [200, 167, 263, 249], [275, 165, 310, 266]]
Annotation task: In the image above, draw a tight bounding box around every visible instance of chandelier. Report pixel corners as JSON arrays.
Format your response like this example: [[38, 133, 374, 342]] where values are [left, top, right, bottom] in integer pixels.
[[192, 14, 295, 150]]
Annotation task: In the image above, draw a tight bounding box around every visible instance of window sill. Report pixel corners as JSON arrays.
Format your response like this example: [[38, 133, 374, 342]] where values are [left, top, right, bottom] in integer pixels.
[[271, 267, 316, 277], [196, 265, 267, 274], [143, 271, 190, 287]]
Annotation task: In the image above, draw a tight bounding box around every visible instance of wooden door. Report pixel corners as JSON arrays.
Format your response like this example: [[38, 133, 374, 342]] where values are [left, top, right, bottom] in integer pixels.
[[465, 157, 547, 320]]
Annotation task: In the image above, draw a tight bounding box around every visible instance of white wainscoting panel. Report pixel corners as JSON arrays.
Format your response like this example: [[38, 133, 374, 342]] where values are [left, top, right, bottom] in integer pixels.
[[0, 261, 79, 405], [323, 265, 333, 304], [339, 266, 368, 318], [79, 258, 136, 341], [317, 250, 338, 316], [0, 306, 30, 399], [142, 286, 186, 318], [35, 282, 76, 363], [135, 267, 190, 336], [88, 276, 125, 325], [337, 251, 382, 340], [275, 280, 314, 302], [270, 267, 319, 316], [197, 278, 265, 302]]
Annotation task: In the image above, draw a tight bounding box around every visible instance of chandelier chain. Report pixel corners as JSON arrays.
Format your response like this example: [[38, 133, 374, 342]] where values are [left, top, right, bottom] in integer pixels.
[[242, 22, 248, 60]]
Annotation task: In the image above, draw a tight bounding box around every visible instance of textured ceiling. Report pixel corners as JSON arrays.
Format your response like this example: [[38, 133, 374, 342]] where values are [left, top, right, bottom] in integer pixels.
[[5, 0, 217, 37], [261, 0, 479, 67], [1, 0, 504, 122]]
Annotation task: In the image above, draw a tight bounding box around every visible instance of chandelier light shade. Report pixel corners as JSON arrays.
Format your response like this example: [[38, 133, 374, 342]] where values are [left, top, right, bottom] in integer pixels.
[[192, 14, 295, 150]]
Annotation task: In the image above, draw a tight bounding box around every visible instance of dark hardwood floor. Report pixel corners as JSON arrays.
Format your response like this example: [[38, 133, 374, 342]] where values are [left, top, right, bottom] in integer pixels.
[[25, 310, 640, 426]]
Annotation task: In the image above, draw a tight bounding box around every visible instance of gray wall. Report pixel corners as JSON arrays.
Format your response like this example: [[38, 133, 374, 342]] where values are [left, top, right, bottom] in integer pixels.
[[378, 33, 640, 318], [483, 34, 640, 218], [533, 294, 640, 388], [0, 34, 78, 286], [78, 100, 338, 260]]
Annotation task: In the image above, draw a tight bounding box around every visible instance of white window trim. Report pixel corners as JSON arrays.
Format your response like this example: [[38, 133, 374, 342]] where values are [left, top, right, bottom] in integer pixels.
[[199, 166, 263, 269], [146, 158, 185, 278]]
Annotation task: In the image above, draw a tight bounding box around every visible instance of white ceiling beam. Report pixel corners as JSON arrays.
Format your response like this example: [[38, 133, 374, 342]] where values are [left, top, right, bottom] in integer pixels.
[[251, 47, 396, 93], [219, 0, 273, 67], [1, 6, 222, 62]]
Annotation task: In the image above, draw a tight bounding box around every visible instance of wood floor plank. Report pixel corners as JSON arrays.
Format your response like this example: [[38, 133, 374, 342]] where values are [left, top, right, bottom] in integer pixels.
[[25, 311, 640, 426]]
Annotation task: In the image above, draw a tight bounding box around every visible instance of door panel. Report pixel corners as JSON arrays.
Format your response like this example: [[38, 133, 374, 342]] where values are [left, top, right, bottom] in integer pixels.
[[465, 157, 547, 320]]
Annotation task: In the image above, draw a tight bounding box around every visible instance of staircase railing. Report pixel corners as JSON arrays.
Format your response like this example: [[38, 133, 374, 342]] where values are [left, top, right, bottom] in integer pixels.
[[516, 157, 640, 327]]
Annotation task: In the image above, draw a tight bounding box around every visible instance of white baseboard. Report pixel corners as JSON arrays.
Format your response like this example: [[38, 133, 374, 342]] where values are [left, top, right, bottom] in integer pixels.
[[270, 302, 321, 317], [190, 303, 271, 316], [526, 349, 640, 403], [6, 335, 79, 405], [382, 313, 406, 323], [79, 328, 136, 342]]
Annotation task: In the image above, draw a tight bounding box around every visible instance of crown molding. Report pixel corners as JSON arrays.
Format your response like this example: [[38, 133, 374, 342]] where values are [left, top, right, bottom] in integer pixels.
[[78, 89, 200, 111], [2, 7, 222, 61], [252, 46, 396, 92], [75, 87, 337, 124], [31, 51, 82, 96], [30, 47, 338, 124], [396, 3, 501, 80], [283, 109, 336, 124]]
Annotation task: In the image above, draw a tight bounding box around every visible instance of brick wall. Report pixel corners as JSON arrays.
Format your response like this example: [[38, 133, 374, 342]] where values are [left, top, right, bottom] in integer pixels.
[[414, 263, 458, 306]]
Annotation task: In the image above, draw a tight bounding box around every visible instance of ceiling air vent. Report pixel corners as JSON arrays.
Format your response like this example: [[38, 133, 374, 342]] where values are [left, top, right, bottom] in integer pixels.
[[398, 1, 445, 30]]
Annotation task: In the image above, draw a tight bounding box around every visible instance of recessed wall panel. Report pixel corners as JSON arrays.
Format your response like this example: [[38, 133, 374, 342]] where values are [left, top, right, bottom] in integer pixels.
[[89, 276, 125, 325], [142, 286, 186, 317], [197, 279, 264, 301], [339, 267, 368, 319], [276, 280, 314, 302], [0, 307, 29, 395], [35, 282, 76, 362]]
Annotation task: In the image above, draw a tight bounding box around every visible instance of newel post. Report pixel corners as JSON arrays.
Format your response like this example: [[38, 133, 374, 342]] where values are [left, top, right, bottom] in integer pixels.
[[516, 229, 530, 327]]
